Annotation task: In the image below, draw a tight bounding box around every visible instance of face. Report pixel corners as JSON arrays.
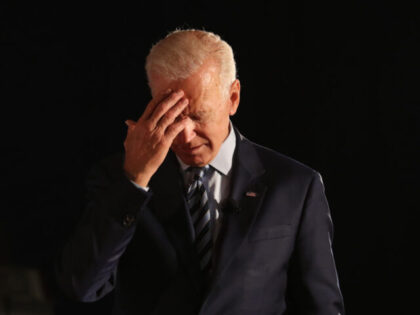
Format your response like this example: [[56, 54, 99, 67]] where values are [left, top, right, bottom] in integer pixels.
[[149, 60, 240, 166]]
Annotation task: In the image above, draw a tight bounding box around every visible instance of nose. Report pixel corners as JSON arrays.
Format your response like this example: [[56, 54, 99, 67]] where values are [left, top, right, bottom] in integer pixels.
[[175, 118, 196, 144]]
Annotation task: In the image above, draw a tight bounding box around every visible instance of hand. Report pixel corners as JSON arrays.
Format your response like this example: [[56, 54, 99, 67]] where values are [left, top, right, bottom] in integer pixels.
[[123, 89, 189, 187]]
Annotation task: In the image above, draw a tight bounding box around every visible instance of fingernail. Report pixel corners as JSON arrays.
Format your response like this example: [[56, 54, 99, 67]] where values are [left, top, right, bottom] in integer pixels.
[[165, 88, 172, 94]]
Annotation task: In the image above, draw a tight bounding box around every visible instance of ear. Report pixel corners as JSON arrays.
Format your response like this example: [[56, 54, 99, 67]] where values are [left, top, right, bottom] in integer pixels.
[[228, 79, 240, 116]]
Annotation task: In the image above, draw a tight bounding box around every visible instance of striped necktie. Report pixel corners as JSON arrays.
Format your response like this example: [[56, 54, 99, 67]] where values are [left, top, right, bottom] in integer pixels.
[[186, 165, 214, 275]]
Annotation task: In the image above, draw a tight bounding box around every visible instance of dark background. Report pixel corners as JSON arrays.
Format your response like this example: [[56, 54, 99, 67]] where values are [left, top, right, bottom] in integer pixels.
[[1, 1, 418, 314]]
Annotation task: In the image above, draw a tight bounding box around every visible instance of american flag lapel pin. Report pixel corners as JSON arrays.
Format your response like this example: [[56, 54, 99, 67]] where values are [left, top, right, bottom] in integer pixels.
[[245, 191, 258, 197]]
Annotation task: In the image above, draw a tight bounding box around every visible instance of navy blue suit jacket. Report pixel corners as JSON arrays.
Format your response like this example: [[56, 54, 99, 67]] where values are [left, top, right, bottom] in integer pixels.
[[55, 126, 345, 314]]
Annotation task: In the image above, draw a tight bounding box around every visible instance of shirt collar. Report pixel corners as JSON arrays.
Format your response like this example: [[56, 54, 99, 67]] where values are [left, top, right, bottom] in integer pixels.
[[176, 120, 236, 176]]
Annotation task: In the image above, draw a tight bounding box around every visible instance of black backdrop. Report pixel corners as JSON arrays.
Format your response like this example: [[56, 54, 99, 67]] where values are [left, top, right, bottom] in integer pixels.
[[1, 1, 418, 314]]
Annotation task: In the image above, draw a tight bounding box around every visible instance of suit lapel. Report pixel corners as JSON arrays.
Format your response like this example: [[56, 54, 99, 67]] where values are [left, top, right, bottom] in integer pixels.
[[204, 127, 267, 300], [149, 151, 205, 294]]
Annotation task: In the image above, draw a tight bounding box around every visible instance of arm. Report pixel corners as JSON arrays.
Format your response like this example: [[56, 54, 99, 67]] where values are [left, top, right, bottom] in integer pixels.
[[54, 159, 153, 302], [55, 89, 189, 302], [287, 172, 345, 314]]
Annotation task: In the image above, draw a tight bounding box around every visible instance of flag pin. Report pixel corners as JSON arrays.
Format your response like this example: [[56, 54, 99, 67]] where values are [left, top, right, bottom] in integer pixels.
[[246, 191, 258, 197]]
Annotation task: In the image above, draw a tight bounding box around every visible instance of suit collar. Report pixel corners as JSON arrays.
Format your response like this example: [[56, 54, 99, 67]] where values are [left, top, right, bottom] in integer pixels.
[[229, 126, 266, 205]]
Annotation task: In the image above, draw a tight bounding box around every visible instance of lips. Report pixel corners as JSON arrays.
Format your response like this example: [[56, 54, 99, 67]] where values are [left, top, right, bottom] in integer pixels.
[[182, 144, 204, 153]]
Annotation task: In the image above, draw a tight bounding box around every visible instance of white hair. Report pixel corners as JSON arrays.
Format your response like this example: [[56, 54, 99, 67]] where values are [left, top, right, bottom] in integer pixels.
[[145, 28, 237, 98]]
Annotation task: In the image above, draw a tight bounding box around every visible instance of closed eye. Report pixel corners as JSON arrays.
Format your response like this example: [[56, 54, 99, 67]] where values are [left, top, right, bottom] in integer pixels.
[[190, 115, 202, 122]]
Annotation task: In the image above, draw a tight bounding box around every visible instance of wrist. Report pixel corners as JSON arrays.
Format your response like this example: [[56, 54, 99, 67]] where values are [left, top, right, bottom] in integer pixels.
[[123, 169, 151, 187], [133, 176, 150, 188]]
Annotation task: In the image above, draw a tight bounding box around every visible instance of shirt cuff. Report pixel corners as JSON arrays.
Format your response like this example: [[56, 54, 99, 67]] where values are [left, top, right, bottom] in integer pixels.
[[129, 180, 150, 192]]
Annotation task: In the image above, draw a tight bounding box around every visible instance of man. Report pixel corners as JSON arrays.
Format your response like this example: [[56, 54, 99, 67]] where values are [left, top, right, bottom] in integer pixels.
[[55, 29, 345, 314]]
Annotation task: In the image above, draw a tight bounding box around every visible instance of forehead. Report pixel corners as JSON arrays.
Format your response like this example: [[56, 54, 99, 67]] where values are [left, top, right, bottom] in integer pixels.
[[150, 60, 222, 104]]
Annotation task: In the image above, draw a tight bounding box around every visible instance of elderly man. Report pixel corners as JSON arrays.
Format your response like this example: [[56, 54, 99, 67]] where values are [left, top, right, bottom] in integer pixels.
[[55, 29, 345, 314]]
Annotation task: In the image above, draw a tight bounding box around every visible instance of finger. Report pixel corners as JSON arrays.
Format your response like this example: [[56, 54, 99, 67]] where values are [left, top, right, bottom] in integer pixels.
[[155, 97, 189, 131], [125, 120, 137, 132], [142, 88, 174, 120], [148, 90, 185, 127], [165, 117, 189, 142], [125, 119, 136, 126]]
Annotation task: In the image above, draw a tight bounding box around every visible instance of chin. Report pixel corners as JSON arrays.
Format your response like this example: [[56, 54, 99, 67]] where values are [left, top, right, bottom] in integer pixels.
[[175, 150, 214, 166], [180, 154, 207, 167], [172, 145, 214, 166]]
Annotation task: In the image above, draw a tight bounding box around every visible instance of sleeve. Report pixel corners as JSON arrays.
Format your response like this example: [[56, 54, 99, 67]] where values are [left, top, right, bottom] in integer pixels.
[[287, 171, 345, 315], [54, 158, 153, 302], [129, 179, 150, 192]]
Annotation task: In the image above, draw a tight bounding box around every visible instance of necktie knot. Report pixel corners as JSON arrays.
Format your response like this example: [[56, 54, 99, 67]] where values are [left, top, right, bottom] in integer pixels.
[[186, 165, 213, 183]]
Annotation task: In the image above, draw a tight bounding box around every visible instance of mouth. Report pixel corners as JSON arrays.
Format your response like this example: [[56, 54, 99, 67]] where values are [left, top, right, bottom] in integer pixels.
[[181, 144, 205, 154]]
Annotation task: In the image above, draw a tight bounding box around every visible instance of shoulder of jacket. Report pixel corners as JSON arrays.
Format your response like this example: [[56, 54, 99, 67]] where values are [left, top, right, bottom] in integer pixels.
[[239, 134, 319, 180]]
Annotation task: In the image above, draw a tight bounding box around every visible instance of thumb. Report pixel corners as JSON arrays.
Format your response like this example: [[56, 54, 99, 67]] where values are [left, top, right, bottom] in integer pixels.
[[125, 119, 136, 127]]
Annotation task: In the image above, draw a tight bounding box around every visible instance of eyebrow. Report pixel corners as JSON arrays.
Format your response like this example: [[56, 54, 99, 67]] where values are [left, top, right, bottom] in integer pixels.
[[193, 110, 208, 116], [190, 110, 211, 119]]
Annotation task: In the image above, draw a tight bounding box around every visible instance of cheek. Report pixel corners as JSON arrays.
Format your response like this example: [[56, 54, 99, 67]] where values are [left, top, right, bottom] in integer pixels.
[[199, 128, 215, 145]]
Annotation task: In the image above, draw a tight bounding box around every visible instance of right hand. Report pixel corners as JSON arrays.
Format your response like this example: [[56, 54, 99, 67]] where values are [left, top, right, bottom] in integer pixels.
[[123, 89, 189, 187]]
